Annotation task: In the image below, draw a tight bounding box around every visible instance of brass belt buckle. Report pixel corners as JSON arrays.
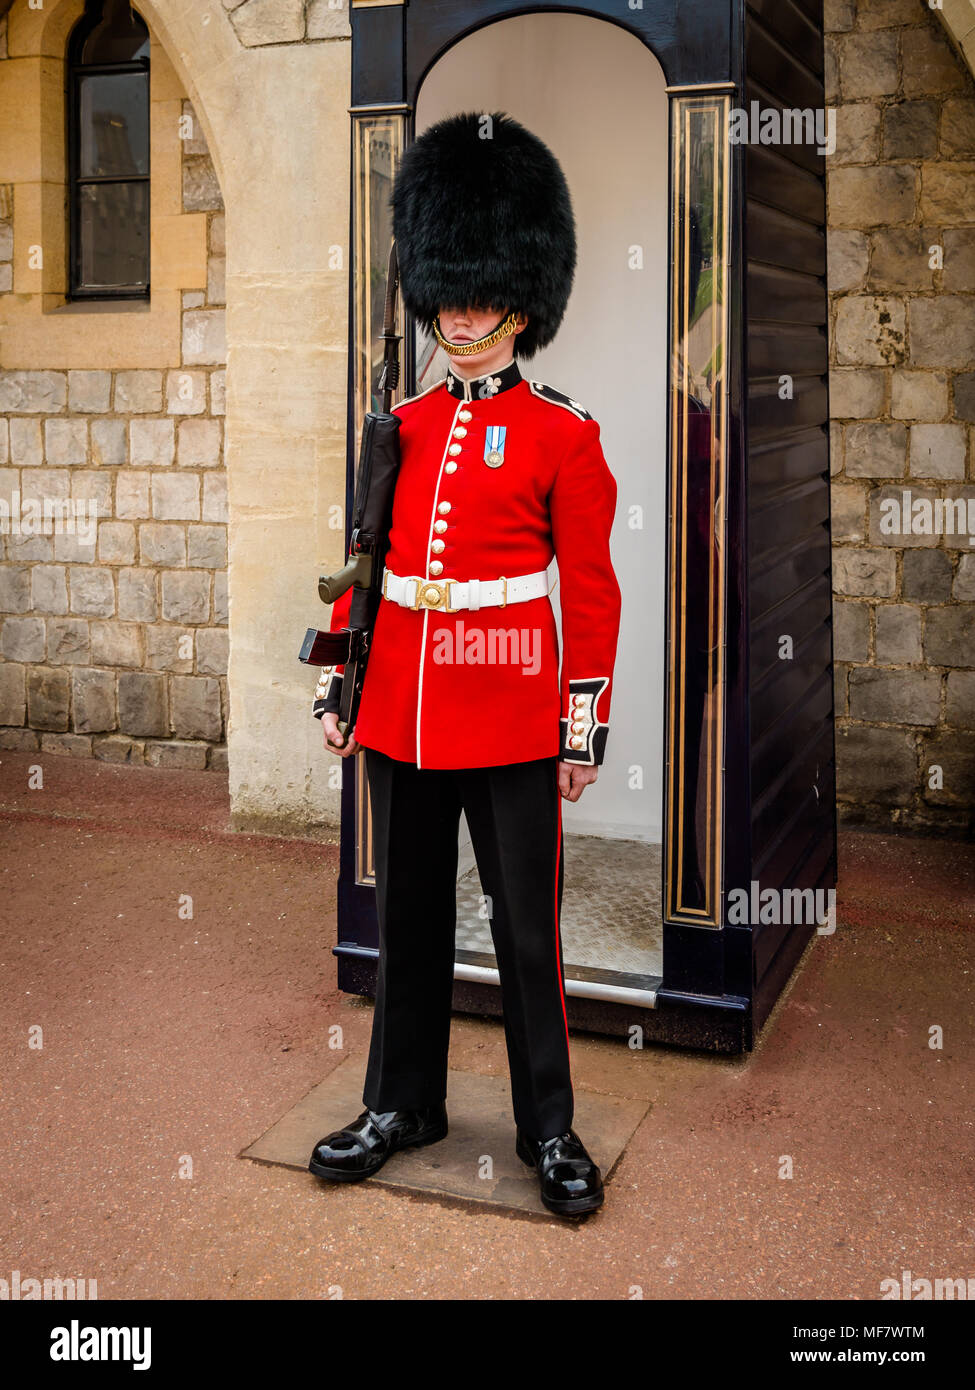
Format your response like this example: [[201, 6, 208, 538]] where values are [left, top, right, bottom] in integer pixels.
[[411, 577, 455, 612]]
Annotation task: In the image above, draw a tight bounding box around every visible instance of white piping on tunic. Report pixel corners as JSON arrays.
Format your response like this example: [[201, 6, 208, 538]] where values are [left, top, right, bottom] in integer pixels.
[[416, 395, 465, 767]]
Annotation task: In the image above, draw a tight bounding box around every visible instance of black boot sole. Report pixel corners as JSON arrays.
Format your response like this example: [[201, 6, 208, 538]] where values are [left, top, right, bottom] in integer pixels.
[[516, 1136, 605, 1216], [308, 1118, 448, 1183]]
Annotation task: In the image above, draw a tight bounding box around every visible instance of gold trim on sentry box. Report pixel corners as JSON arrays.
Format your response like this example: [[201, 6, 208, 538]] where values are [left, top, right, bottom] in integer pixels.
[[664, 93, 731, 928]]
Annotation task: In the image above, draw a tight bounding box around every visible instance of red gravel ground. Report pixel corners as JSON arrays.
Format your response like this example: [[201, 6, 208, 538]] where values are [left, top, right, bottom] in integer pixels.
[[1, 748, 973, 1300]]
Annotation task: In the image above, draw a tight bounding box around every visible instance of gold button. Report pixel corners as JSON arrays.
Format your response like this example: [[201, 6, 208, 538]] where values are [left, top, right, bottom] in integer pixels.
[[431, 539, 445, 554], [459, 410, 473, 423], [452, 426, 467, 439], [448, 443, 462, 456], [571, 721, 586, 733], [423, 584, 442, 605], [445, 462, 458, 474], [437, 501, 451, 515], [569, 736, 584, 750], [429, 560, 444, 576], [434, 520, 447, 534]]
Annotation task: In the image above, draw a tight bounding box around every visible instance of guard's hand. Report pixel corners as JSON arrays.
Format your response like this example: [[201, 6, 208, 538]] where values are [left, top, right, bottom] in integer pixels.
[[558, 760, 598, 802], [322, 712, 361, 757]]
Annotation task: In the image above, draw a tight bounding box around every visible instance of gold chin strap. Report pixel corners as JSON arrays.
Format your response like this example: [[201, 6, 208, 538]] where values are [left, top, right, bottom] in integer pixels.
[[433, 311, 518, 357]]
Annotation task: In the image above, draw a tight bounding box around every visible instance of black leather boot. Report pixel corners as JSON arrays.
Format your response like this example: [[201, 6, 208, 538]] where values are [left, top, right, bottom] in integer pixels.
[[308, 1103, 448, 1182], [516, 1127, 605, 1216]]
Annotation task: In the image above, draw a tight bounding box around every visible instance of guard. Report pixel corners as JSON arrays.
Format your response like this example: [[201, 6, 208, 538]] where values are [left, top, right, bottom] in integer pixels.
[[308, 111, 622, 1217]]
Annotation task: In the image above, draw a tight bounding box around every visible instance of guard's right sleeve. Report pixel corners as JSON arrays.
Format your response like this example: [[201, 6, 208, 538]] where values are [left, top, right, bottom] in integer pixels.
[[312, 585, 353, 721]]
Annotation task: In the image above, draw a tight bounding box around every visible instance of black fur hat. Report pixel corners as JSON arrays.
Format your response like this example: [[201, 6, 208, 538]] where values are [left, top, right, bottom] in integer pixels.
[[391, 110, 576, 360]]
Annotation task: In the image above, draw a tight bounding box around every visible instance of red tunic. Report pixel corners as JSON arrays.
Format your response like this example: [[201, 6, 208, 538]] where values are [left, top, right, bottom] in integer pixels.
[[313, 358, 621, 770]]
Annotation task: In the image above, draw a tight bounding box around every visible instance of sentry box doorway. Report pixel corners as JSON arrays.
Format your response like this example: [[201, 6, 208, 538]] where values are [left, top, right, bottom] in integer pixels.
[[332, 0, 835, 1053]]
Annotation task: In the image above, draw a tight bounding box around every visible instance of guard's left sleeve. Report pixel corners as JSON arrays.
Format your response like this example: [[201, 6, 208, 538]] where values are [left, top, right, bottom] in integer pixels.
[[549, 418, 622, 765]]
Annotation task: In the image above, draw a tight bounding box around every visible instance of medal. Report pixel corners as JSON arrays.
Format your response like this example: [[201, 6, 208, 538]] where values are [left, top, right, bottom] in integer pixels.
[[484, 425, 506, 468]]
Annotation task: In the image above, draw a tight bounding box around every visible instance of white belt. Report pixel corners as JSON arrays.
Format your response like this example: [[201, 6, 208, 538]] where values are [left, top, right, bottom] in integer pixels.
[[382, 567, 550, 613]]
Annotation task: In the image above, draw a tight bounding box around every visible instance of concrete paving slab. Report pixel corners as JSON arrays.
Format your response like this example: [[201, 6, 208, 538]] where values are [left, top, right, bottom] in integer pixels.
[[243, 1055, 649, 1215]]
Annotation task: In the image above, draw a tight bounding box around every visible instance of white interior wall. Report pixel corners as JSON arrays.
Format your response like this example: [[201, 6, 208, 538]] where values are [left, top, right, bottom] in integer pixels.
[[416, 12, 669, 841]]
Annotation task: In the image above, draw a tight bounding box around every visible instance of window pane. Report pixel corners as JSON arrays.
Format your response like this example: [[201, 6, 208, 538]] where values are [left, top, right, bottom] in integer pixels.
[[78, 71, 149, 178], [77, 181, 148, 290], [81, 0, 150, 64]]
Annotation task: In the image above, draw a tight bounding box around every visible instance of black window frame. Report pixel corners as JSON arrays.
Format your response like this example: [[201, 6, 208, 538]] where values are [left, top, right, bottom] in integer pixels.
[[66, 2, 151, 302]]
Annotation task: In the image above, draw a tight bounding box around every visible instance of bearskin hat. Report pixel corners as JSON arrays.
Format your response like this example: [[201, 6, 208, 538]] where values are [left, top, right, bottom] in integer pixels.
[[391, 110, 576, 360]]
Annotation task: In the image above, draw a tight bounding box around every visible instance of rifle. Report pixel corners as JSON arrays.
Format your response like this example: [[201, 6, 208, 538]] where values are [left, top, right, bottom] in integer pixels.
[[298, 241, 403, 740]]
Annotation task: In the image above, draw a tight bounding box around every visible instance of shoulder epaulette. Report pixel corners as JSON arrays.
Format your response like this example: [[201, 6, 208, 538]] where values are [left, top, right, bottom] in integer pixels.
[[528, 380, 592, 421], [392, 377, 446, 414]]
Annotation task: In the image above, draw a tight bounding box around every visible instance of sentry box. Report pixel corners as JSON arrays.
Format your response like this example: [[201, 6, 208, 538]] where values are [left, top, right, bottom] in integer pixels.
[[331, 0, 834, 1053]]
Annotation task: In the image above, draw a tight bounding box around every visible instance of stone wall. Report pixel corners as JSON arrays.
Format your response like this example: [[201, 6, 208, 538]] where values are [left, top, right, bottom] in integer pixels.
[[0, 8, 228, 770], [827, 0, 975, 834]]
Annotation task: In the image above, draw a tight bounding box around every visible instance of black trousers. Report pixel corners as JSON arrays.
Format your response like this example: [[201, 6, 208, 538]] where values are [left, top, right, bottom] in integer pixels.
[[362, 748, 574, 1141]]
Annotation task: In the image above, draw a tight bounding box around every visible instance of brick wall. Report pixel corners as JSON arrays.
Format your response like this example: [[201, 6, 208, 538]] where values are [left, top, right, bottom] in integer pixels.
[[827, 0, 975, 834], [0, 52, 228, 770]]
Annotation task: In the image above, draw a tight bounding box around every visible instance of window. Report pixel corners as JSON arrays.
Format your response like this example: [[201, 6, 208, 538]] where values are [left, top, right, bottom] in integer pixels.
[[67, 0, 150, 300]]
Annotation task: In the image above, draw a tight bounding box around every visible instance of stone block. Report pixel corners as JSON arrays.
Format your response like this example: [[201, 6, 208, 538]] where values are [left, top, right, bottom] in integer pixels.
[[97, 521, 136, 566], [0, 730, 39, 751], [145, 740, 209, 770], [40, 733, 93, 758], [883, 100, 938, 161], [177, 418, 222, 468], [946, 671, 975, 728], [182, 156, 224, 213], [118, 672, 168, 737], [307, 0, 351, 39], [210, 370, 226, 417], [182, 310, 226, 367], [10, 418, 42, 467], [850, 669, 939, 725], [829, 368, 885, 420], [941, 98, 975, 160], [130, 419, 175, 467], [152, 473, 200, 521], [91, 418, 127, 467], [208, 745, 229, 772], [834, 297, 906, 367], [162, 571, 210, 624], [837, 31, 899, 100], [904, 25, 969, 97], [868, 228, 938, 292], [179, 101, 209, 157], [827, 230, 869, 293], [922, 732, 975, 807], [0, 565, 30, 613], [835, 724, 916, 806], [891, 371, 948, 421], [47, 617, 90, 666], [196, 627, 229, 676], [213, 572, 228, 626], [207, 256, 225, 306], [44, 419, 88, 466], [831, 481, 868, 542], [93, 736, 145, 765], [72, 668, 116, 733], [902, 548, 953, 602], [115, 472, 150, 520], [0, 371, 67, 413], [69, 567, 115, 618], [833, 599, 870, 662], [845, 421, 907, 478], [202, 473, 227, 522], [925, 605, 975, 667], [1, 615, 45, 661], [231, 0, 305, 45], [829, 166, 915, 227], [67, 371, 112, 414], [0, 661, 26, 725], [187, 524, 226, 569], [90, 622, 142, 668], [72, 469, 112, 518], [145, 626, 194, 673], [209, 214, 226, 256], [31, 565, 68, 614], [832, 546, 897, 597], [171, 675, 222, 740], [166, 370, 207, 416], [27, 667, 70, 732], [955, 554, 975, 601], [118, 568, 158, 622], [909, 424, 966, 481], [875, 604, 922, 665], [114, 370, 163, 413], [831, 101, 880, 166], [942, 229, 975, 292], [139, 523, 186, 568], [921, 163, 975, 225], [910, 298, 975, 368], [868, 484, 940, 548]]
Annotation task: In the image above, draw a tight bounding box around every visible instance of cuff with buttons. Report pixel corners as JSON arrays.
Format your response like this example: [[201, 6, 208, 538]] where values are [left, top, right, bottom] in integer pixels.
[[559, 677, 610, 766], [312, 666, 343, 721]]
